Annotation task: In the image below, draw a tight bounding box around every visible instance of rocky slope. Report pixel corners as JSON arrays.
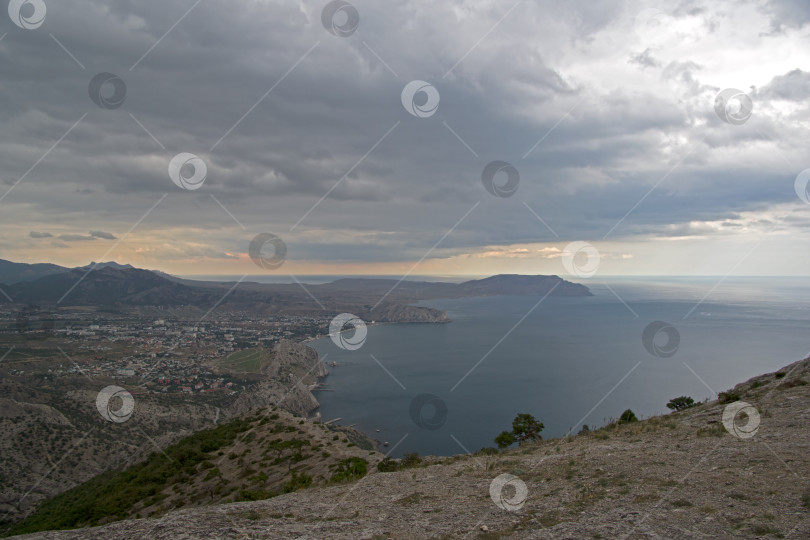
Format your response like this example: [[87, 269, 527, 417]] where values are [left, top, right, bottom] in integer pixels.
[[0, 340, 326, 523], [228, 340, 328, 418], [5, 408, 378, 537], [11, 357, 810, 539]]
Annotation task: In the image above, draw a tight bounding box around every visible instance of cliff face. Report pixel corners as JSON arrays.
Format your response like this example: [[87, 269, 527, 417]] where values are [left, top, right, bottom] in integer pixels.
[[20, 357, 810, 540], [226, 339, 327, 418], [365, 303, 449, 323]]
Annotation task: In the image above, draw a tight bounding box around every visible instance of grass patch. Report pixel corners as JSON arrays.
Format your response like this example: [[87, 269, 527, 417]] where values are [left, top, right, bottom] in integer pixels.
[[217, 347, 270, 373]]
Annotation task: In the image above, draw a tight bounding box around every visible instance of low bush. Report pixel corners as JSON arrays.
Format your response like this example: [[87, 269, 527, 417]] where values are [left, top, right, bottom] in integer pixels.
[[330, 457, 367, 483], [377, 457, 399, 472], [718, 390, 741, 404]]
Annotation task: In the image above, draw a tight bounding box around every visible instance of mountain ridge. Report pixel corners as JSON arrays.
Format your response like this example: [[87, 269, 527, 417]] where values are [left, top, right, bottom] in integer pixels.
[[0, 260, 591, 319]]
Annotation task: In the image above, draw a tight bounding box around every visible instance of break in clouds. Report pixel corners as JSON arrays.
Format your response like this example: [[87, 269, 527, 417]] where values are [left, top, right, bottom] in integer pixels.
[[1, 0, 809, 273]]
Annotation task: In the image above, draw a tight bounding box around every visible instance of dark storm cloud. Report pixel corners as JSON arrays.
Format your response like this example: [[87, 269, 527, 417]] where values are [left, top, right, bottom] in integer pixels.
[[57, 234, 96, 242], [0, 0, 807, 266]]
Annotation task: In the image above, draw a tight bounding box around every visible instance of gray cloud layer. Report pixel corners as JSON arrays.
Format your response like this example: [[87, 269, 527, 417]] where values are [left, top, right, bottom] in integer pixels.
[[1, 0, 809, 269]]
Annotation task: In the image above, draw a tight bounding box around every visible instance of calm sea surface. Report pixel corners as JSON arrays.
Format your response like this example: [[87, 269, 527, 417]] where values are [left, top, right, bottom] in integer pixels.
[[308, 277, 810, 458]]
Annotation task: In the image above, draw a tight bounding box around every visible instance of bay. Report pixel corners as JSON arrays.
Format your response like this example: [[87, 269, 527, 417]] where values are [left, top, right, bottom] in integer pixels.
[[309, 277, 810, 458]]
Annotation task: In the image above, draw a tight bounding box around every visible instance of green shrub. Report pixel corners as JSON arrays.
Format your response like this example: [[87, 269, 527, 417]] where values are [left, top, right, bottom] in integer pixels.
[[377, 457, 399, 472], [618, 409, 638, 424], [494, 413, 544, 448], [203, 468, 221, 481], [718, 390, 740, 404], [282, 471, 313, 493], [401, 452, 422, 468], [666, 396, 695, 412], [495, 431, 516, 449], [512, 413, 544, 443], [330, 457, 367, 483]]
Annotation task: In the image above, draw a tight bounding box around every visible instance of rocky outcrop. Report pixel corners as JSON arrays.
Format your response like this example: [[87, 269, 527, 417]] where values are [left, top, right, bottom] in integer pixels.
[[227, 339, 327, 418]]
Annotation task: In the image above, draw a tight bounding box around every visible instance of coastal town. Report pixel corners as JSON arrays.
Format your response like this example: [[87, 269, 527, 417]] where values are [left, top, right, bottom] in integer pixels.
[[1, 307, 336, 395]]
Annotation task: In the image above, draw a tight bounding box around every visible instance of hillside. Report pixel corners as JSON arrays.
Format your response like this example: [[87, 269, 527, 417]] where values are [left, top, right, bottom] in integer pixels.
[[8, 357, 810, 539], [5, 408, 378, 537], [0, 261, 134, 285], [0, 261, 67, 285], [0, 339, 326, 523], [0, 260, 590, 322]]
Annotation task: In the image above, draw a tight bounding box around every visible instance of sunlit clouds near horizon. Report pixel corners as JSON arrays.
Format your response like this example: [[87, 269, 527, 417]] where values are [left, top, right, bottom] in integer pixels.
[[2, 0, 810, 277]]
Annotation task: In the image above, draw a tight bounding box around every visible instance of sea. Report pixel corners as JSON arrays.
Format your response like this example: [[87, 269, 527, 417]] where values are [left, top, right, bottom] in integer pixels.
[[296, 276, 810, 458]]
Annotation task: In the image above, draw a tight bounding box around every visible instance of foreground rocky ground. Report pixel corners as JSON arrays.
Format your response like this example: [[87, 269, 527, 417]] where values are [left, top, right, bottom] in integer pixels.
[[15, 358, 810, 539]]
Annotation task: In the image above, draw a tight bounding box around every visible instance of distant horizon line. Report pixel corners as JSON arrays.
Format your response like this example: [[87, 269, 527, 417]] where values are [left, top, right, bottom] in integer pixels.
[[3, 258, 810, 279], [178, 273, 810, 279]]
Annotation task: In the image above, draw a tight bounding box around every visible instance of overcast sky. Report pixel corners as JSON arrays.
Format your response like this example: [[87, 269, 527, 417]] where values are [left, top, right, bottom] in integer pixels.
[[1, 0, 809, 277]]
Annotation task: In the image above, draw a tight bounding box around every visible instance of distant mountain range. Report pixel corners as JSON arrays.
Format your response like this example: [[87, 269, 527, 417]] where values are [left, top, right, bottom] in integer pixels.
[[0, 259, 591, 318], [0, 259, 133, 284]]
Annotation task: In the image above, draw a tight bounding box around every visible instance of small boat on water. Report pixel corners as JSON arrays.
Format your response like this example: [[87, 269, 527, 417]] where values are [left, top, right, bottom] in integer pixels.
[[383, 441, 389, 447]]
